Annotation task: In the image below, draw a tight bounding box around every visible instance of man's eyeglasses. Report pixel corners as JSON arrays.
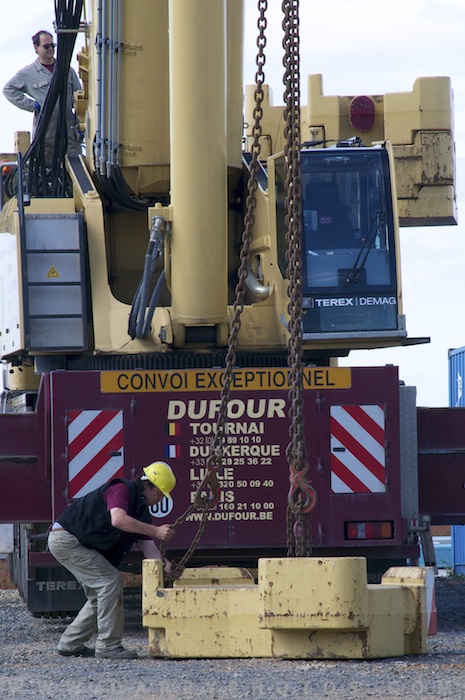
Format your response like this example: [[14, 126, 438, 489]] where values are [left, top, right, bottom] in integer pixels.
[[41, 43, 56, 49]]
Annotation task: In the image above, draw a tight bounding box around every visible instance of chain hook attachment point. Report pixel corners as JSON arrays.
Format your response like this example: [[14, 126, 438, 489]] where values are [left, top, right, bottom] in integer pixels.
[[194, 471, 221, 510], [287, 461, 317, 514]]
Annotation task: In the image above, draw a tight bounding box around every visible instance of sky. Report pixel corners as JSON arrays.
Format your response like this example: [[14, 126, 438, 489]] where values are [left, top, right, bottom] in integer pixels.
[[0, 0, 464, 408]]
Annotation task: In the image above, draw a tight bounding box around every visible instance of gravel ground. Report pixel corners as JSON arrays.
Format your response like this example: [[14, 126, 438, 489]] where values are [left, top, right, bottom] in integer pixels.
[[1, 577, 465, 700]]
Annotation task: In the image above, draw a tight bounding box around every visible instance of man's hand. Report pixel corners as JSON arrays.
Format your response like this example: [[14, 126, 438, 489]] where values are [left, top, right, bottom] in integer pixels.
[[154, 524, 175, 542], [110, 507, 175, 542], [164, 559, 174, 575]]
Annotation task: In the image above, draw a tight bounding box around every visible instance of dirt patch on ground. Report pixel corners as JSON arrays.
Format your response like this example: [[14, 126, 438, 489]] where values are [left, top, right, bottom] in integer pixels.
[[0, 558, 14, 589]]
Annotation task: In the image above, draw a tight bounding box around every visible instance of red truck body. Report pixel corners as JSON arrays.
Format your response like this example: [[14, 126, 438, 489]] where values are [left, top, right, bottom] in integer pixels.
[[2, 365, 464, 614], [0, 367, 409, 542]]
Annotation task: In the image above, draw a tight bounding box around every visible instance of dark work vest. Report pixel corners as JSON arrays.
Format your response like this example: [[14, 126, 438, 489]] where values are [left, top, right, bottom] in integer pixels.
[[57, 478, 151, 565]]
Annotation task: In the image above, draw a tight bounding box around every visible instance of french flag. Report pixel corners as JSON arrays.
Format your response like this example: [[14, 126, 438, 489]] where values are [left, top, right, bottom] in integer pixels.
[[165, 445, 181, 458]]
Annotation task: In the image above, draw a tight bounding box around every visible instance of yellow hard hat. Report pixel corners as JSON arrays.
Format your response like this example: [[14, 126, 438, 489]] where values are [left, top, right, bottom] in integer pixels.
[[143, 461, 176, 497]]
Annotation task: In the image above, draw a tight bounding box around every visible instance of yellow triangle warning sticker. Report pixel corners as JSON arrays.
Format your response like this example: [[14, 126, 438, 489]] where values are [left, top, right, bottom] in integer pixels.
[[47, 267, 60, 278]]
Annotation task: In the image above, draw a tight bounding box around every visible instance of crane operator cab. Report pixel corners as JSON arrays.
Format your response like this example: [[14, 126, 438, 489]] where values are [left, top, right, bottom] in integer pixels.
[[272, 142, 405, 344]]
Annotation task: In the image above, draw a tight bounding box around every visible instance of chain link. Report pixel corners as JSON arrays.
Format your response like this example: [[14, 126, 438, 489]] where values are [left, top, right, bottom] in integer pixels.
[[282, 0, 317, 557]]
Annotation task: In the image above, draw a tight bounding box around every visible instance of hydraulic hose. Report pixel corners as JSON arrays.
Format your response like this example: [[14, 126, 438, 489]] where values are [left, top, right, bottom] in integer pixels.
[[128, 216, 165, 340], [142, 270, 166, 339]]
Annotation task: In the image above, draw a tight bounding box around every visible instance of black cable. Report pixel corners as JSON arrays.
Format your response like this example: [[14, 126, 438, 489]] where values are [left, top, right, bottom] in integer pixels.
[[5, 0, 152, 211], [4, 0, 83, 199]]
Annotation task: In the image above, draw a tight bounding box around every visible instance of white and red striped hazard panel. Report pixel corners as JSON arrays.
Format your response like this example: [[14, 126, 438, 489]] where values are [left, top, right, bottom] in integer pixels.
[[67, 409, 124, 499], [330, 404, 386, 494]]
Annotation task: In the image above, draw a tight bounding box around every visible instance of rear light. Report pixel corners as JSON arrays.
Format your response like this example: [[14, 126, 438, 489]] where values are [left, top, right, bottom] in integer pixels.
[[1, 162, 15, 176], [349, 95, 376, 133], [346, 521, 394, 540]]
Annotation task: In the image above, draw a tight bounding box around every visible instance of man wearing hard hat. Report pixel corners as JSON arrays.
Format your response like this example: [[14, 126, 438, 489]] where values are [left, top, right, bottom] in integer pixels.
[[48, 462, 176, 659]]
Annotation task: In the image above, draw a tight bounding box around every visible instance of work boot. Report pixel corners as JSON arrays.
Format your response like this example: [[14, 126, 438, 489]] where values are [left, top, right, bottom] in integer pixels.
[[95, 646, 139, 659], [58, 646, 95, 657]]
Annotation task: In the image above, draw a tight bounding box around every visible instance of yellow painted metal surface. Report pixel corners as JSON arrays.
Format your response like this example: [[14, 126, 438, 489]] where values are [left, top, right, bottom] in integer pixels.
[[143, 561, 271, 658], [259, 557, 370, 630], [393, 131, 456, 226], [3, 364, 40, 392], [245, 74, 456, 226], [2, 10, 455, 361], [143, 557, 428, 659], [72, 1, 244, 352], [169, 0, 228, 333], [172, 566, 255, 587], [381, 565, 433, 654], [65, 160, 173, 355], [82, 0, 170, 191], [79, 0, 244, 189], [99, 366, 352, 393], [226, 0, 245, 171], [15, 132, 31, 155]]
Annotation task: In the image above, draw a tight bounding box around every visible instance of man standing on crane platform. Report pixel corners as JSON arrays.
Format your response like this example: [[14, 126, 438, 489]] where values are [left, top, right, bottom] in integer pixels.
[[3, 29, 82, 164]]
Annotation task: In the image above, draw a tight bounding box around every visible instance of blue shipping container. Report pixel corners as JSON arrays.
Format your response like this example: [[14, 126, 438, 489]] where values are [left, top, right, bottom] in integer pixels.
[[449, 346, 465, 407], [449, 346, 465, 572], [419, 536, 453, 570]]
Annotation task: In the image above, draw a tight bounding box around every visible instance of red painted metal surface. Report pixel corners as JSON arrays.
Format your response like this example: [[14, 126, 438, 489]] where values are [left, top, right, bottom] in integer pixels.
[[0, 412, 51, 522], [43, 365, 406, 554], [0, 365, 413, 559], [418, 407, 465, 524], [307, 366, 405, 551]]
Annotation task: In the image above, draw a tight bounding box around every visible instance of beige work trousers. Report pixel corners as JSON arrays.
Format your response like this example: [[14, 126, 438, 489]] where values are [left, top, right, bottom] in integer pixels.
[[48, 529, 124, 653]]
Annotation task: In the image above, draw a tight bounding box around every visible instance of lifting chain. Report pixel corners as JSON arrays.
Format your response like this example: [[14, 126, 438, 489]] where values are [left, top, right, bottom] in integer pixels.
[[282, 0, 317, 558], [162, 1, 269, 584]]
